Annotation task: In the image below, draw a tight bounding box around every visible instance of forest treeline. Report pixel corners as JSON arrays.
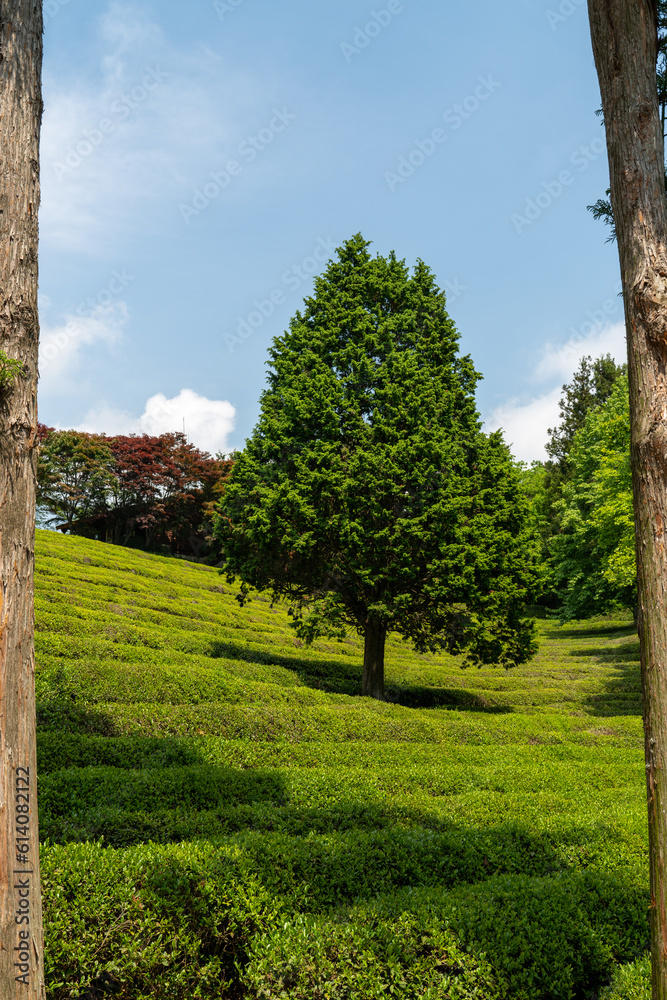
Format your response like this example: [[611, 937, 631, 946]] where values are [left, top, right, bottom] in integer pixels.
[[523, 353, 632, 621], [36, 426, 233, 560], [36, 352, 632, 623]]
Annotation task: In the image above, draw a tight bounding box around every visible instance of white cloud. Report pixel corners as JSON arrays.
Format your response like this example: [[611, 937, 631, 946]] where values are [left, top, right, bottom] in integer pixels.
[[79, 388, 236, 455], [485, 321, 627, 463], [486, 387, 562, 464], [533, 321, 626, 383], [39, 302, 128, 392]]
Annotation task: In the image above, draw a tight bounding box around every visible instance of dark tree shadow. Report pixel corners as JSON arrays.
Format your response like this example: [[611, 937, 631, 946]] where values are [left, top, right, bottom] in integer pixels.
[[41, 753, 649, 1000], [39, 761, 289, 848], [544, 623, 636, 641], [209, 639, 515, 711], [575, 639, 642, 717], [384, 685, 513, 712], [36, 696, 118, 736], [37, 732, 207, 773], [210, 637, 362, 694]]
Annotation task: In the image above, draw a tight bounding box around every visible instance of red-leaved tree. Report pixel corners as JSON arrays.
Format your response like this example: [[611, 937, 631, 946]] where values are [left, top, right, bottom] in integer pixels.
[[37, 426, 232, 558]]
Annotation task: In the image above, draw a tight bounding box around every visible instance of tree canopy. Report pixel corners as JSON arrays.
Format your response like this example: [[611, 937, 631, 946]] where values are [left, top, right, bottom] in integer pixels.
[[215, 235, 537, 699], [545, 354, 627, 469], [550, 374, 634, 621], [37, 426, 231, 558], [526, 354, 628, 607]]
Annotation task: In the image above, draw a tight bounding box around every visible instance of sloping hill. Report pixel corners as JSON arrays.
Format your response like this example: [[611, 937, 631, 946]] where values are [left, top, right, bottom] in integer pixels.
[[35, 530, 649, 1000]]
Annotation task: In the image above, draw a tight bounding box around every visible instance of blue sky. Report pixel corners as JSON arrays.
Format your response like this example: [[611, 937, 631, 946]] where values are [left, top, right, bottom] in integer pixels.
[[38, 0, 624, 461]]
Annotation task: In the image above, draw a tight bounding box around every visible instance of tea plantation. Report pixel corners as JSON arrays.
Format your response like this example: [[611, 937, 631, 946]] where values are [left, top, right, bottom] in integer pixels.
[[35, 529, 651, 999]]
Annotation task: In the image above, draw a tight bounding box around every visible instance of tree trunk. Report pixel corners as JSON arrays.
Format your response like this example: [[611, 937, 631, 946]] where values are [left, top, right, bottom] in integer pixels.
[[0, 3, 44, 999], [587, 3, 667, 995], [362, 621, 386, 699]]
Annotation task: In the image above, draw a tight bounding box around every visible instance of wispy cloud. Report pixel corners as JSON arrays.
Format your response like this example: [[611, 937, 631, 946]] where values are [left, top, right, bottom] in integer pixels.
[[39, 302, 128, 392], [485, 321, 627, 463], [40, 2, 263, 252], [532, 322, 626, 384], [79, 388, 236, 455]]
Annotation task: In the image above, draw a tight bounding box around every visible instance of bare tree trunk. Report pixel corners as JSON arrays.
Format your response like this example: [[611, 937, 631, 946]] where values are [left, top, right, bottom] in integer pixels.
[[0, 3, 44, 999], [362, 621, 386, 699], [587, 2, 667, 995]]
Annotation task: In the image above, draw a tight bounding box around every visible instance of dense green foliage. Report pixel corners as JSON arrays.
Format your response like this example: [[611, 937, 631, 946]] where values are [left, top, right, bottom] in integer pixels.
[[520, 355, 631, 615], [216, 235, 536, 696], [545, 355, 627, 470], [550, 375, 635, 621], [600, 956, 650, 1000], [34, 530, 649, 999]]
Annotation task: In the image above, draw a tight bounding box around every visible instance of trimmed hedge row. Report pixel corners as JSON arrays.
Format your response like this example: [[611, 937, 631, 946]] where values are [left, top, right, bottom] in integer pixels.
[[34, 532, 650, 998], [41, 839, 649, 1000]]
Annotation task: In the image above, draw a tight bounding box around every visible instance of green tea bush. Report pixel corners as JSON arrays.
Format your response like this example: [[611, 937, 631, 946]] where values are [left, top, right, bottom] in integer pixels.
[[244, 872, 648, 1000], [36, 733, 202, 773], [600, 955, 651, 999], [42, 840, 283, 1000], [441, 873, 648, 998], [33, 531, 650, 999], [244, 911, 505, 999], [41, 839, 647, 1000]]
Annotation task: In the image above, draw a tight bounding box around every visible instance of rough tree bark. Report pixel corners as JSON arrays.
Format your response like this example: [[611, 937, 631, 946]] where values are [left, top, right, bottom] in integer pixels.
[[587, 2, 667, 995], [362, 621, 386, 699], [0, 2, 44, 999]]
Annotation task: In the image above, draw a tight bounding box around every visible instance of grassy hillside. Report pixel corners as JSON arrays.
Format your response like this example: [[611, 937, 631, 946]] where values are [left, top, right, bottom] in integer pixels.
[[35, 530, 650, 999]]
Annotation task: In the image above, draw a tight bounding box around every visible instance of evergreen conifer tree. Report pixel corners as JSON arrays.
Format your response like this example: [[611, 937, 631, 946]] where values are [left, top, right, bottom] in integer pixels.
[[216, 236, 536, 698]]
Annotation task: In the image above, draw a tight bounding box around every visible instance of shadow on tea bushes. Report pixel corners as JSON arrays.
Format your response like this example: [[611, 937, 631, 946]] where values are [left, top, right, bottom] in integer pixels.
[[244, 911, 505, 1000], [42, 840, 283, 1000], [244, 873, 649, 1000]]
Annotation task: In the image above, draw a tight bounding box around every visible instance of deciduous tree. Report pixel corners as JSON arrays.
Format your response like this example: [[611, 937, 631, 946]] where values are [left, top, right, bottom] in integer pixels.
[[37, 427, 231, 558], [550, 375, 635, 621], [216, 235, 536, 699]]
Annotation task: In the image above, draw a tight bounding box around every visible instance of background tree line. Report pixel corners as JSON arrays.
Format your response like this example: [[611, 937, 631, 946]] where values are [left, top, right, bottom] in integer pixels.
[[36, 425, 233, 560], [523, 353, 633, 622], [35, 358, 635, 624]]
